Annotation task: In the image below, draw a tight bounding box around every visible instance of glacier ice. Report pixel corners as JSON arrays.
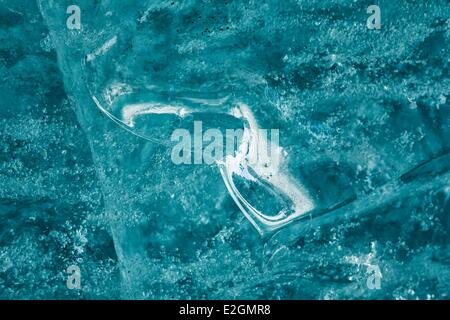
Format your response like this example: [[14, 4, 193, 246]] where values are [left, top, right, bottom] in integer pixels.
[[0, 0, 449, 299]]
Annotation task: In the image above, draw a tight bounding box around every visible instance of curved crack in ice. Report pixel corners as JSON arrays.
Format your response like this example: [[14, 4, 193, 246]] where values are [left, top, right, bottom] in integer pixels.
[[217, 103, 314, 235], [91, 87, 315, 236]]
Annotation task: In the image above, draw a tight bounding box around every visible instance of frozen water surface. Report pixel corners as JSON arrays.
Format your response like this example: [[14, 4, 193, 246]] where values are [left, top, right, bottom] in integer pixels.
[[0, 0, 449, 299]]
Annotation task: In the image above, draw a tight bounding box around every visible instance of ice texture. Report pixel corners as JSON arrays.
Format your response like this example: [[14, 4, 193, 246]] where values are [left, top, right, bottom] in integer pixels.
[[0, 0, 449, 299]]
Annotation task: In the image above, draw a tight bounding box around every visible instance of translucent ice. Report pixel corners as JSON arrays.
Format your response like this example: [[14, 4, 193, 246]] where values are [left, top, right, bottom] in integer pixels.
[[26, 0, 450, 299]]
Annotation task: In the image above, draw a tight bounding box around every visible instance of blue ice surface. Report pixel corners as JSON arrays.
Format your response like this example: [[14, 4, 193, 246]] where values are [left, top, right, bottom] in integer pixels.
[[0, 0, 449, 299]]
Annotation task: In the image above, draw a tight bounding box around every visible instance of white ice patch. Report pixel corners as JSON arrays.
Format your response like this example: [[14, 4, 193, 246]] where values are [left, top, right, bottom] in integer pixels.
[[86, 36, 117, 62]]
